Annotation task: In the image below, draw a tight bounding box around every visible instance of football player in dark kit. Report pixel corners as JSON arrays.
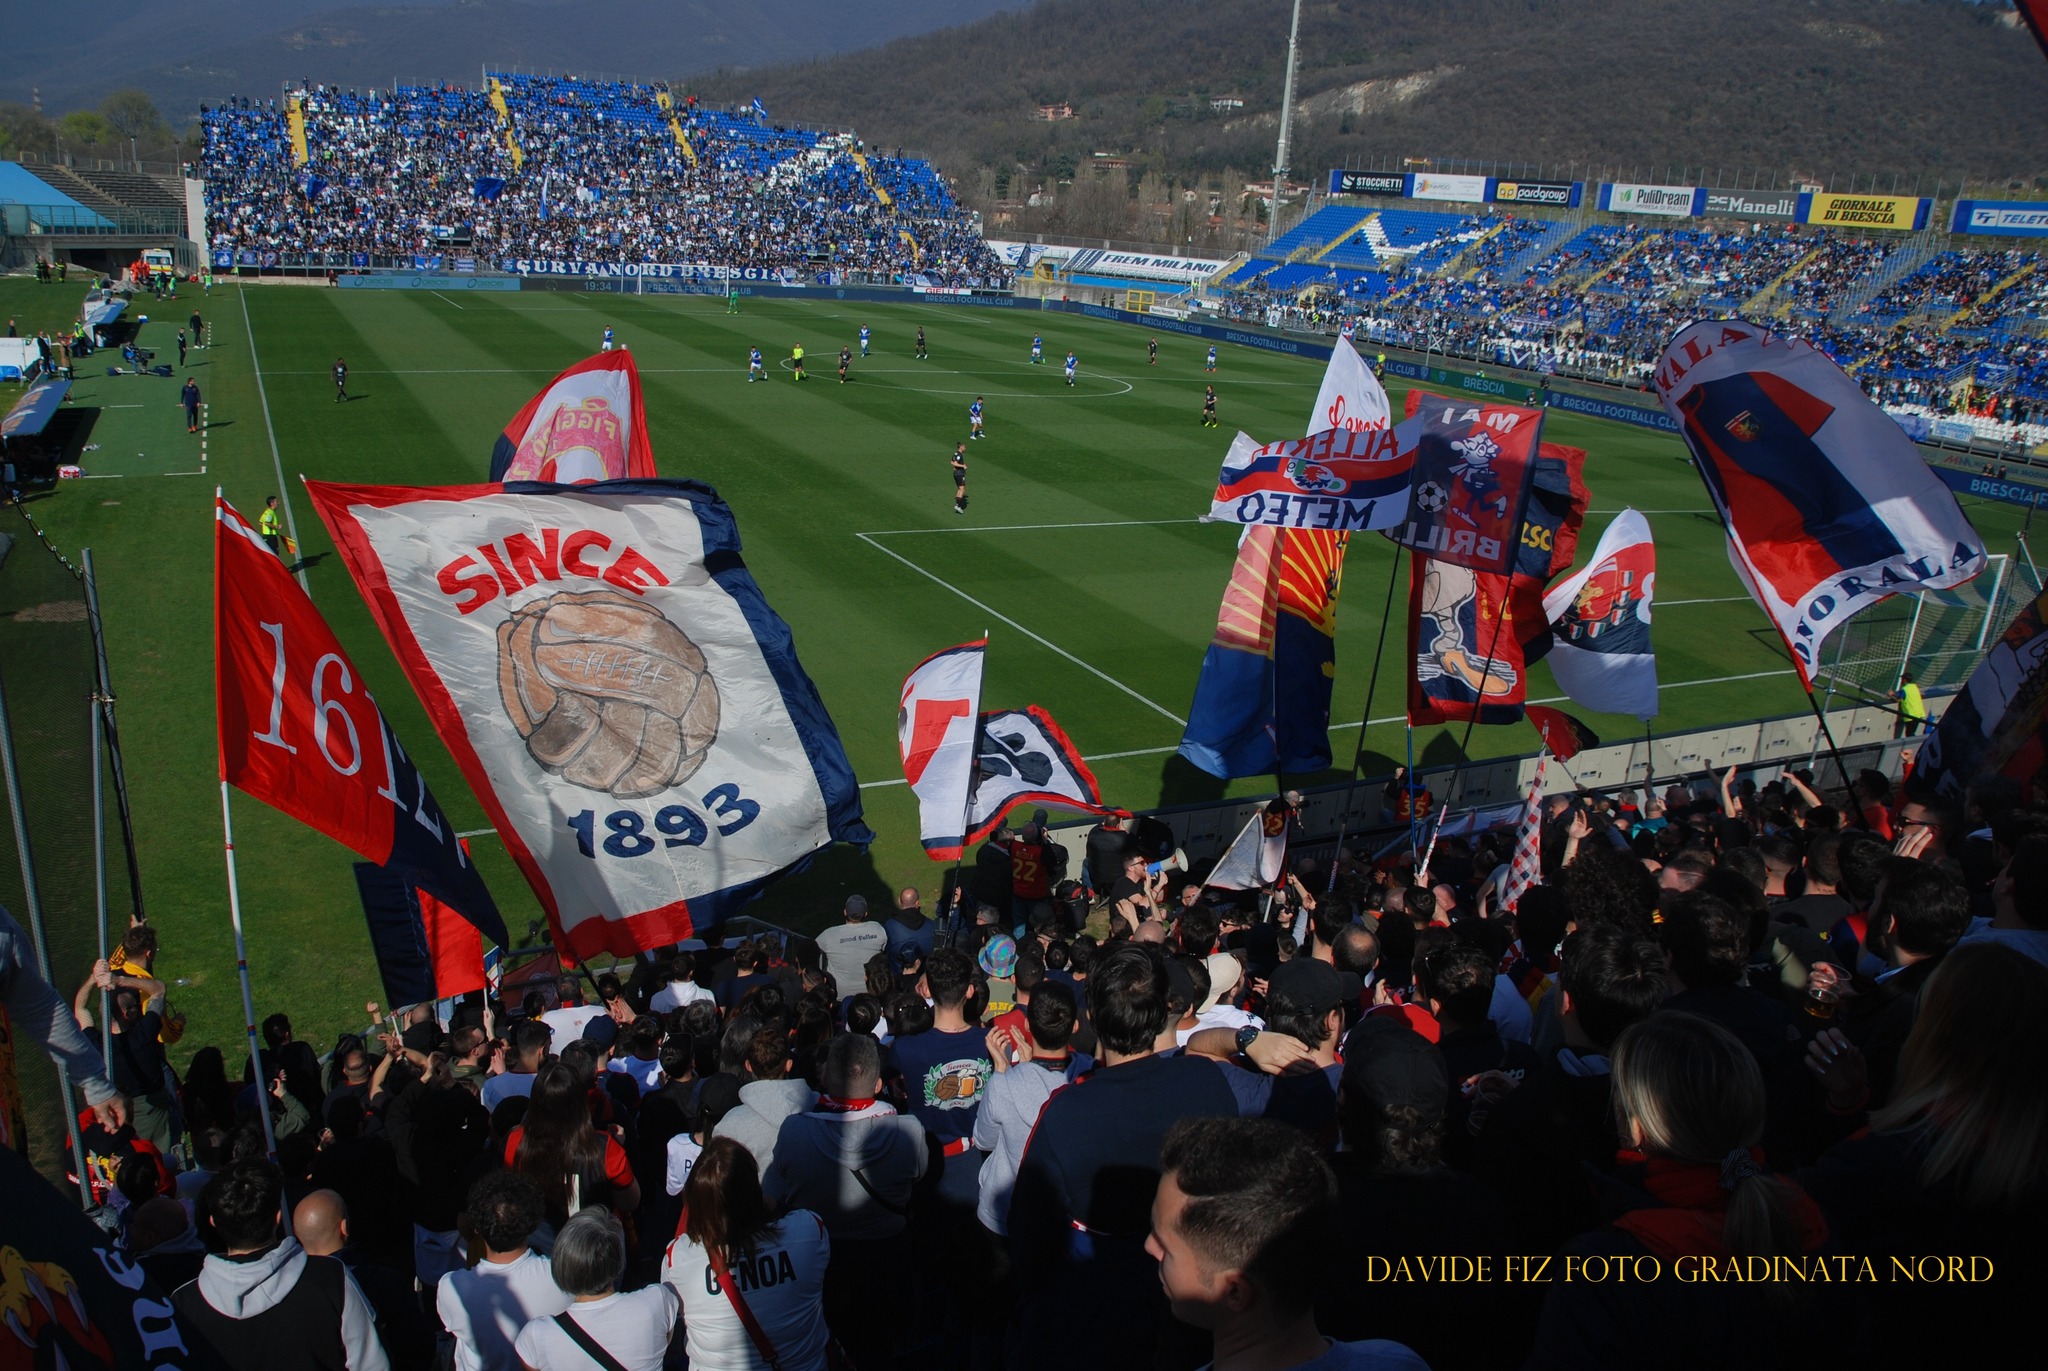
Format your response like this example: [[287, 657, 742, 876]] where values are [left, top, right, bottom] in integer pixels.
[[951, 442, 968, 515], [1202, 385, 1218, 428], [839, 345, 852, 383], [916, 325, 928, 359]]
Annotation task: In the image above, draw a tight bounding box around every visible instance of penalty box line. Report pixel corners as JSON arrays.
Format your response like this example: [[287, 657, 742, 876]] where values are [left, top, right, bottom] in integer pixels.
[[854, 528, 1188, 730]]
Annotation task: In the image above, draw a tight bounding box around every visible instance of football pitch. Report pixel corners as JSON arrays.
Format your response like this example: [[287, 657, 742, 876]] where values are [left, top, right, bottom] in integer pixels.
[[3, 276, 2030, 1058]]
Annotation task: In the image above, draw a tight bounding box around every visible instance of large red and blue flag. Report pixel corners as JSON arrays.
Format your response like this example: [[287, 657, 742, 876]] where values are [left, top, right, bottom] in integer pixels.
[[1654, 321, 1985, 687], [1181, 337, 1392, 777], [489, 350, 657, 484]]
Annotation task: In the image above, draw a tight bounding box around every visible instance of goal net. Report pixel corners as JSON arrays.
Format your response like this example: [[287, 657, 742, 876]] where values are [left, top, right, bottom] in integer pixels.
[[1809, 552, 2027, 701]]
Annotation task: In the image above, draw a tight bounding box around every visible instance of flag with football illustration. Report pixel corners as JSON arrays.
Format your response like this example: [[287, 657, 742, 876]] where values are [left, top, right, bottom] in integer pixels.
[[1654, 321, 1984, 688], [306, 477, 871, 960], [1388, 397, 1546, 575], [962, 706, 1119, 845]]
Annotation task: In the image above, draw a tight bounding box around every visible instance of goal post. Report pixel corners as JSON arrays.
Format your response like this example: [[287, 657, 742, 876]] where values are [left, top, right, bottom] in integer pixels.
[[1808, 552, 2024, 701]]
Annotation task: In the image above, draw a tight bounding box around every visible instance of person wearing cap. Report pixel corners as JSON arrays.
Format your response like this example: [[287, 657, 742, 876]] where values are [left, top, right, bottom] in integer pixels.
[[1186, 958, 1352, 1138], [816, 894, 890, 1000], [1317, 1018, 1515, 1369], [1188, 951, 1260, 1041]]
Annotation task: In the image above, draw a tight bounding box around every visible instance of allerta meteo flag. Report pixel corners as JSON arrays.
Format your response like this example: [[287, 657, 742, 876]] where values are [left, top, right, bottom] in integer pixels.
[[1654, 321, 1985, 687], [899, 639, 986, 860], [1180, 337, 1392, 778], [1541, 509, 1660, 720], [1207, 426, 1413, 531], [962, 706, 1117, 846], [489, 350, 657, 483], [305, 477, 872, 960], [1387, 397, 1545, 574], [215, 494, 506, 950]]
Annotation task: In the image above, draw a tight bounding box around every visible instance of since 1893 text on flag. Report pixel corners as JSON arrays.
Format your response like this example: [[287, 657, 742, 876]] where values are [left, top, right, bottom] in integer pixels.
[[1654, 321, 1984, 687], [306, 478, 872, 960], [215, 494, 507, 949]]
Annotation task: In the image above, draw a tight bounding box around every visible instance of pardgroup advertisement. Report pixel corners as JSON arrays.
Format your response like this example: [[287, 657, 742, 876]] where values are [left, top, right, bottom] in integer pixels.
[[1493, 180, 1582, 209]]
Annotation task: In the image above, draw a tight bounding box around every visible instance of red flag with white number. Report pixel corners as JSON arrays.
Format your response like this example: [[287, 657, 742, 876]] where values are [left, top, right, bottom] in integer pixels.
[[214, 494, 506, 946]]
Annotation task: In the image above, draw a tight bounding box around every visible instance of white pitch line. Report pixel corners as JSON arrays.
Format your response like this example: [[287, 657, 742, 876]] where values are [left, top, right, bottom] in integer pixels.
[[1659, 596, 1749, 606], [854, 531, 1187, 727], [851, 666, 1801, 788], [240, 292, 311, 594], [431, 292, 467, 310]]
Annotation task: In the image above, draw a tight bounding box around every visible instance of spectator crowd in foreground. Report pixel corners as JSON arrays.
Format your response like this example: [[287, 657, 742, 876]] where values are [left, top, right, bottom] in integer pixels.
[[5, 753, 2046, 1370]]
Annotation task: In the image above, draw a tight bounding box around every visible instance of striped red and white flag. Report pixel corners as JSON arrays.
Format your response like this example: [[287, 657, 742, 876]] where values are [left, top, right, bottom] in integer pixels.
[[1499, 755, 1548, 916]]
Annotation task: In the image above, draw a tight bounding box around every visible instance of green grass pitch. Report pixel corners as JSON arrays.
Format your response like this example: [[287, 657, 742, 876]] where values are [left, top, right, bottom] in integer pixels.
[[1, 276, 2028, 1059]]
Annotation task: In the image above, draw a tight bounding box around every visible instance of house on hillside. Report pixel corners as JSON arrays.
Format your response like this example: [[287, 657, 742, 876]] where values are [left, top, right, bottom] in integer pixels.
[[1035, 103, 1075, 121]]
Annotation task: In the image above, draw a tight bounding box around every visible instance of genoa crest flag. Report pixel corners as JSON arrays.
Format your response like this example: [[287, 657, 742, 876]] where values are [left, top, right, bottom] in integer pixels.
[[1654, 321, 1985, 686], [1542, 509, 1660, 720], [1387, 397, 1546, 574], [489, 350, 657, 483], [305, 478, 872, 961], [1915, 587, 2048, 806], [214, 495, 506, 949]]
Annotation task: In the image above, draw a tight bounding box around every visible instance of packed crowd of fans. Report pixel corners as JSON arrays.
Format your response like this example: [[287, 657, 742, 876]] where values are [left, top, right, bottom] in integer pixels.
[[1226, 206, 2046, 409], [199, 79, 1007, 287], [8, 744, 2045, 1370]]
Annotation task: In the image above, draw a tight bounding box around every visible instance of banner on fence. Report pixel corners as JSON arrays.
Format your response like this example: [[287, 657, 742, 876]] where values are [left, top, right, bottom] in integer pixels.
[[1330, 170, 1410, 197], [1799, 192, 1930, 232], [1601, 183, 1701, 217], [1411, 173, 1491, 203], [1702, 190, 1800, 221], [1492, 179, 1582, 209], [1949, 200, 2048, 238]]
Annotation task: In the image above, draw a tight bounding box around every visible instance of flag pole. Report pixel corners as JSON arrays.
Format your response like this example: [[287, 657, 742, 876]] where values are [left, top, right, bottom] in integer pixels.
[[1325, 543, 1406, 892], [219, 781, 279, 1163], [1800, 686, 1865, 823], [942, 628, 990, 948]]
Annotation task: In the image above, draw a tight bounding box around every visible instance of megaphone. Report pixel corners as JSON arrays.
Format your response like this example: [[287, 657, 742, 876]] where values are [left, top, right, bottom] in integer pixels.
[[1147, 847, 1188, 878]]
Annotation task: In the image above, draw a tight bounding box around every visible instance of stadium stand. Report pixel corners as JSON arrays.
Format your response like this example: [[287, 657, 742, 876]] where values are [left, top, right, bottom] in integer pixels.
[[200, 77, 1004, 285]]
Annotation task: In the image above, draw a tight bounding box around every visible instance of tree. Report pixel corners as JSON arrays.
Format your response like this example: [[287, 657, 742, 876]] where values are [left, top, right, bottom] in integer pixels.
[[0, 102, 55, 157], [99, 89, 164, 141], [60, 111, 113, 147]]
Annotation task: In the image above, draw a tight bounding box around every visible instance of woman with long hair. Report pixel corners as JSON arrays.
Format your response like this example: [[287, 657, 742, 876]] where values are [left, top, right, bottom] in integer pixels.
[[660, 1136, 831, 1371], [1799, 943, 2047, 1360], [1526, 1011, 1834, 1369], [178, 1045, 236, 1137], [503, 1061, 640, 1232]]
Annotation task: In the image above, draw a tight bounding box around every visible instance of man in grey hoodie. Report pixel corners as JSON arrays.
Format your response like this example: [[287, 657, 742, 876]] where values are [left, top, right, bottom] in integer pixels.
[[710, 1025, 817, 1176], [172, 1159, 390, 1371]]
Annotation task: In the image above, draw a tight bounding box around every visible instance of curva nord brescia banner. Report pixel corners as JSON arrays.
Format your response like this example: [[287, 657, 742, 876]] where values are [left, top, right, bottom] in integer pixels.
[[306, 478, 872, 960]]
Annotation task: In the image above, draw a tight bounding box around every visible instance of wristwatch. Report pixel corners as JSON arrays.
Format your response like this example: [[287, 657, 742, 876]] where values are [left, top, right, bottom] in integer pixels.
[[1235, 1024, 1261, 1056]]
